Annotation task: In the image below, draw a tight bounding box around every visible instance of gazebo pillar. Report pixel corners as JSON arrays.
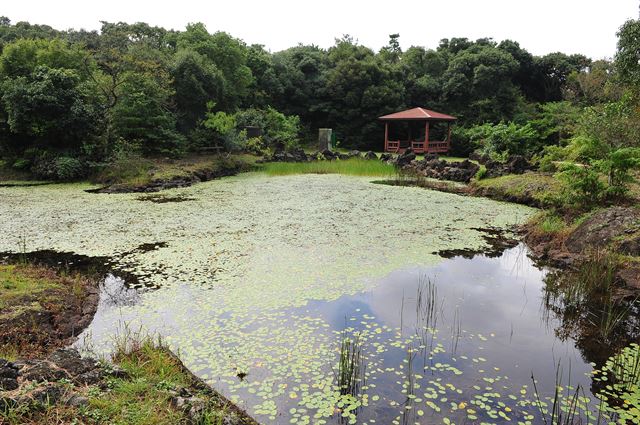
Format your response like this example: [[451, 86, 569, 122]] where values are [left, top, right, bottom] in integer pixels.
[[447, 122, 451, 150], [384, 122, 389, 152], [424, 121, 430, 153]]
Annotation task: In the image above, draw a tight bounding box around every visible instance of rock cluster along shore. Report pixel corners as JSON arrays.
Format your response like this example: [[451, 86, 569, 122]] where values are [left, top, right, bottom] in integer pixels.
[[469, 152, 535, 177], [396, 151, 535, 183], [526, 206, 640, 291], [0, 349, 123, 410], [262, 147, 377, 162]]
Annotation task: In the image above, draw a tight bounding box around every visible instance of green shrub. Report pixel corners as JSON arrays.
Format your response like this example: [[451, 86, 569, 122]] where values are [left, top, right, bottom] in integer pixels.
[[53, 156, 84, 180], [94, 154, 153, 185], [465, 121, 540, 158], [557, 164, 606, 210], [535, 145, 566, 172], [245, 136, 269, 156], [594, 147, 640, 199], [234, 107, 300, 151], [29, 153, 86, 181], [11, 158, 30, 170]]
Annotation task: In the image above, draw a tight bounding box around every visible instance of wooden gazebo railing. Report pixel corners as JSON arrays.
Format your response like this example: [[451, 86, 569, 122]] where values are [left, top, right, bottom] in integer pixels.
[[379, 107, 457, 154]]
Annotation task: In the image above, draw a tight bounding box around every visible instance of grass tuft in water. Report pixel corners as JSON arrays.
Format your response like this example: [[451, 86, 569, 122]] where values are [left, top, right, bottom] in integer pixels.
[[261, 158, 395, 177], [542, 250, 638, 343], [335, 330, 366, 398], [532, 364, 607, 425]]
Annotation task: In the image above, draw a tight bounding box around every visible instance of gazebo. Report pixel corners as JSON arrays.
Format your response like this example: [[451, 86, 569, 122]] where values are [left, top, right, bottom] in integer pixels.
[[379, 107, 456, 154]]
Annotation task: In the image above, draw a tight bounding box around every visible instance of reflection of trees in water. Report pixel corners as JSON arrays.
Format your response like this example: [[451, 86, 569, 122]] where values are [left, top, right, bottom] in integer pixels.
[[542, 267, 640, 365], [542, 267, 640, 400], [99, 274, 140, 308]]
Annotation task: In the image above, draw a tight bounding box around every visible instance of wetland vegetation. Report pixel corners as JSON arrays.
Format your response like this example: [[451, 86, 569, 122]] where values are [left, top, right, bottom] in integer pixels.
[[1, 9, 640, 425]]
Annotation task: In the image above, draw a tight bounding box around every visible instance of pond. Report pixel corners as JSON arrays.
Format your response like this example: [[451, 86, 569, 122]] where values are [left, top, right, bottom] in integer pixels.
[[0, 174, 611, 424]]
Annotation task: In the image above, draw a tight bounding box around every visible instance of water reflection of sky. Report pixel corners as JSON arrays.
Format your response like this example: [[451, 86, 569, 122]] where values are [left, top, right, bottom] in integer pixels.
[[83, 244, 597, 425], [296, 244, 594, 422]]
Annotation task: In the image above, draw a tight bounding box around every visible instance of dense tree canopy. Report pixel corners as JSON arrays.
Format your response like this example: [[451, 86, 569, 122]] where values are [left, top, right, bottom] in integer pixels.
[[1, 15, 638, 180]]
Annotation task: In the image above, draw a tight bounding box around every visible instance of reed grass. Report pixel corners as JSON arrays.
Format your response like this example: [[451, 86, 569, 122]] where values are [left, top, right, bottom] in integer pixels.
[[261, 158, 396, 177], [531, 364, 606, 425], [335, 331, 366, 398]]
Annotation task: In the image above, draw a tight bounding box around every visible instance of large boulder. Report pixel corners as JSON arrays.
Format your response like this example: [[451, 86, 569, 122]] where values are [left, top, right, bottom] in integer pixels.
[[47, 349, 97, 377], [362, 151, 378, 160], [469, 152, 491, 164], [565, 207, 640, 254], [394, 150, 415, 167], [321, 149, 338, 160], [380, 153, 393, 162], [506, 155, 531, 174]]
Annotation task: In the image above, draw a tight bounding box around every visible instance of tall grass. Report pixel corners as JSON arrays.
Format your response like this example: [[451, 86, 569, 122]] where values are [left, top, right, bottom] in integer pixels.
[[335, 331, 366, 398], [531, 364, 607, 425], [544, 251, 620, 315], [261, 158, 395, 177], [543, 249, 638, 350]]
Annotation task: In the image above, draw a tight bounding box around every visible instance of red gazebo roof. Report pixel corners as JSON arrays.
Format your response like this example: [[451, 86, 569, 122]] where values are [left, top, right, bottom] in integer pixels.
[[378, 107, 456, 121]]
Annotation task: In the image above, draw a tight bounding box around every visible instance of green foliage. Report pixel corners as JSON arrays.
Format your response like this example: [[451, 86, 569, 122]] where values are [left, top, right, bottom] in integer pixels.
[[529, 101, 580, 146], [234, 107, 300, 151], [465, 121, 539, 158], [110, 72, 185, 156], [171, 48, 224, 133], [442, 43, 521, 122], [1, 66, 100, 151], [177, 23, 252, 111], [616, 19, 640, 87], [593, 147, 640, 197], [576, 95, 640, 154], [596, 343, 640, 424], [29, 152, 87, 180], [202, 104, 245, 152], [0, 15, 637, 183], [557, 164, 606, 210], [50, 156, 85, 181], [534, 93, 640, 209], [0, 38, 87, 79]]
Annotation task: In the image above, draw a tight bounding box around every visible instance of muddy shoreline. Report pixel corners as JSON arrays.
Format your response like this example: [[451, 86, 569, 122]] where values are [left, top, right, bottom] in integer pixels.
[[0, 256, 258, 424]]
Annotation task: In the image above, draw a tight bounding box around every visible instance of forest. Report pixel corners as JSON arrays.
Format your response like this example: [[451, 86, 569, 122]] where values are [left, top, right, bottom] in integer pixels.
[[0, 16, 638, 184]]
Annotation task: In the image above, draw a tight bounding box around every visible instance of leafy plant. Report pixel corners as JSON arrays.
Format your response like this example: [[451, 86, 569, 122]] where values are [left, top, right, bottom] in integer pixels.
[[593, 147, 640, 198], [466, 121, 540, 159], [557, 164, 606, 210], [596, 343, 640, 424]]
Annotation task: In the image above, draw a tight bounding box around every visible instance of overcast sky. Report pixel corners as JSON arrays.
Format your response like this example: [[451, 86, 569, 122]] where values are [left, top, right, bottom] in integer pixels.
[[3, 1, 639, 59]]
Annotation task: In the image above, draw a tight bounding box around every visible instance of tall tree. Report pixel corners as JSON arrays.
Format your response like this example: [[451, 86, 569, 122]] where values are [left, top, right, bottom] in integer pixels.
[[615, 19, 640, 87]]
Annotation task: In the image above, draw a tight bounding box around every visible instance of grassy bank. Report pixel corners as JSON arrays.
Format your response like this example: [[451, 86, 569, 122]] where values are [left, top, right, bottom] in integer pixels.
[[94, 154, 257, 189], [0, 264, 95, 360], [470, 172, 563, 208], [1, 335, 257, 425], [260, 158, 396, 177]]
